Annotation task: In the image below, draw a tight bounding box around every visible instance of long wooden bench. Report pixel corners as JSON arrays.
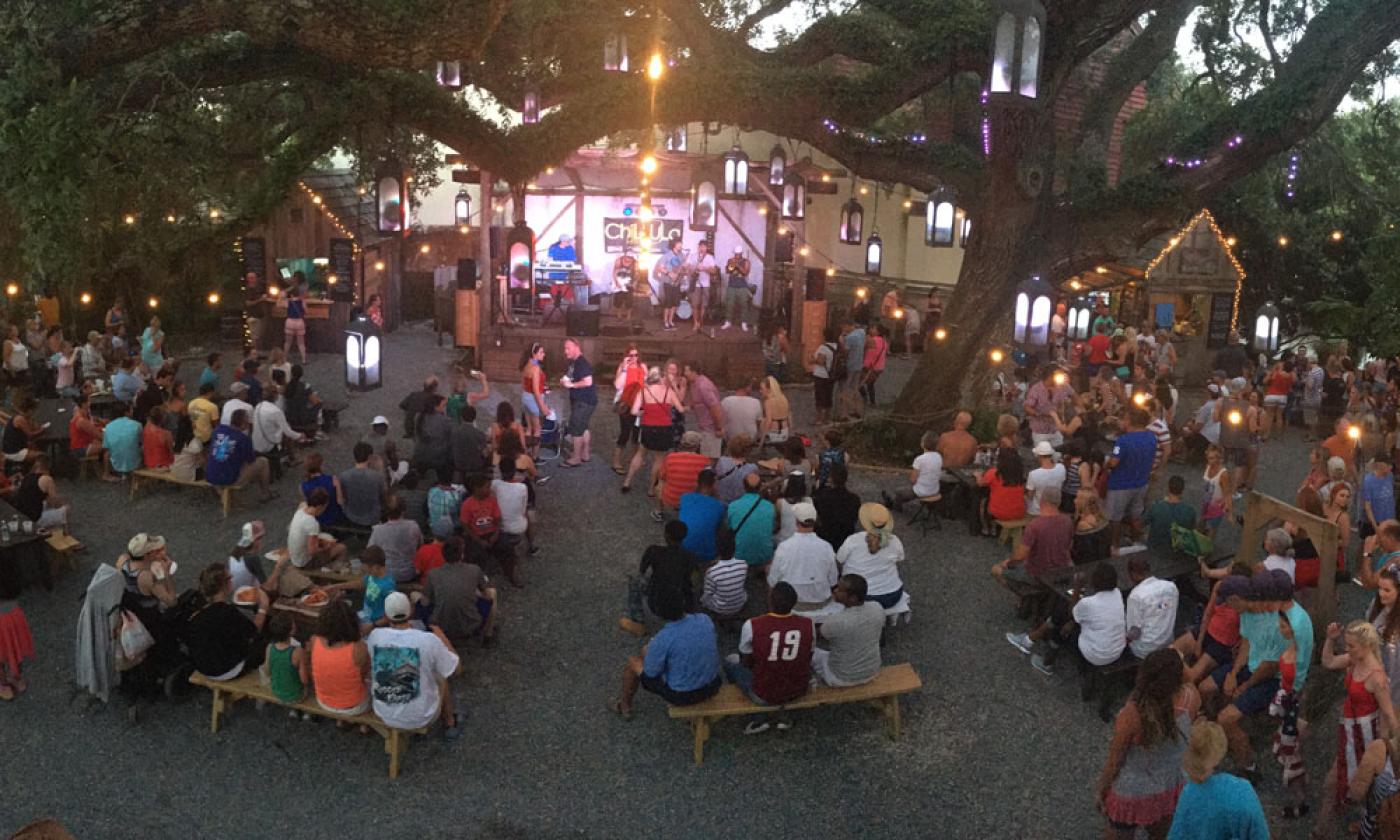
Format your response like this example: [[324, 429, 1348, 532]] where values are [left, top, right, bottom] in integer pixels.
[[188, 671, 428, 778], [667, 662, 922, 764], [129, 468, 244, 519]]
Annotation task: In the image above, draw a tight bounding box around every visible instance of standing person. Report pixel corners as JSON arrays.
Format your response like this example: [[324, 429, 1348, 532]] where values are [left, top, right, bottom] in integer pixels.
[[622, 367, 684, 494], [199, 352, 222, 392], [1095, 649, 1200, 840], [206, 409, 275, 502], [611, 345, 645, 477], [655, 238, 685, 331], [520, 343, 548, 459], [77, 330, 107, 378], [411, 394, 454, 485], [722, 582, 814, 732], [763, 326, 790, 383], [1105, 407, 1157, 551], [1362, 456, 1397, 543], [366, 592, 463, 739], [2, 325, 29, 390], [880, 287, 903, 356], [683, 361, 724, 459], [814, 463, 861, 551], [688, 239, 718, 332], [721, 380, 764, 445], [721, 247, 752, 331], [1261, 360, 1294, 441], [841, 320, 867, 420], [1199, 446, 1232, 540], [1166, 721, 1270, 839], [1025, 441, 1067, 516], [1025, 366, 1071, 448], [283, 274, 308, 364], [811, 327, 839, 426], [1271, 606, 1309, 821], [859, 324, 888, 407], [559, 338, 596, 467]]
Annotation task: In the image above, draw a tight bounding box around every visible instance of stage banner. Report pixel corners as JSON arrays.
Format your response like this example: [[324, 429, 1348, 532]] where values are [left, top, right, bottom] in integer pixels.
[[603, 218, 683, 253]]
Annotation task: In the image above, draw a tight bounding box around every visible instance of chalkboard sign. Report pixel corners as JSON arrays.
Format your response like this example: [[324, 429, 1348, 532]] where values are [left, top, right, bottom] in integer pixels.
[[329, 238, 355, 302], [241, 238, 267, 292], [1206, 292, 1233, 349]]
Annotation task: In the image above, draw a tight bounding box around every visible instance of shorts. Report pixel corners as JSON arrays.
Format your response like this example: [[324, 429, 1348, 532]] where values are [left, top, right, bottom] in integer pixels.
[[1104, 486, 1148, 523], [1200, 633, 1233, 667], [814, 376, 835, 409], [698, 430, 723, 459], [661, 284, 680, 309], [640, 673, 722, 706], [616, 414, 640, 447], [283, 317, 306, 337], [521, 392, 542, 417], [1263, 394, 1287, 407], [1208, 662, 1279, 716], [640, 424, 673, 453], [567, 400, 596, 437], [1223, 447, 1249, 467]]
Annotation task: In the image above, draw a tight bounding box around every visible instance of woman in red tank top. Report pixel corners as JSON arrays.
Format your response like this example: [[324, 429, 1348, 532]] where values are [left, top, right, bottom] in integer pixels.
[[1318, 620, 1399, 831], [611, 346, 646, 476], [621, 366, 684, 494]]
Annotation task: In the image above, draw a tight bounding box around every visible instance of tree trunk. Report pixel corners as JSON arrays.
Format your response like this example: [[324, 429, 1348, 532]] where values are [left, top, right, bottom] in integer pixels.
[[891, 103, 1055, 426]]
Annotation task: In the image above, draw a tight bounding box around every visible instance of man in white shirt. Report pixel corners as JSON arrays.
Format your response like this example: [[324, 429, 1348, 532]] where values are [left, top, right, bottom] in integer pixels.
[[767, 502, 838, 614], [721, 382, 764, 443], [220, 380, 254, 427], [251, 384, 306, 480], [883, 431, 943, 510], [287, 488, 347, 570], [688, 239, 718, 332], [1025, 441, 1066, 515], [366, 592, 462, 737], [1124, 555, 1179, 659], [492, 462, 532, 554]]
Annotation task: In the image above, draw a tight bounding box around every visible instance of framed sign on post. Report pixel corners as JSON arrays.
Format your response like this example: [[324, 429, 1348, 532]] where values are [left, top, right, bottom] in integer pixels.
[[328, 238, 355, 302], [1206, 292, 1233, 349]]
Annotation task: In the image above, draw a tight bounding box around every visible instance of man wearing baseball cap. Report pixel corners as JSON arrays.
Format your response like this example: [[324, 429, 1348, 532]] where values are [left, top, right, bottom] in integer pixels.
[[767, 501, 838, 616], [1024, 439, 1065, 516], [365, 591, 463, 739]]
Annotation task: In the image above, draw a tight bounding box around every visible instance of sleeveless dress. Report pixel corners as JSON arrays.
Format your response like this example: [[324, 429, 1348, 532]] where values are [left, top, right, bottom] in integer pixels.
[[1103, 700, 1193, 826], [1362, 750, 1400, 840], [1338, 668, 1384, 805], [0, 600, 34, 677], [1271, 657, 1306, 786], [1201, 466, 1226, 524]]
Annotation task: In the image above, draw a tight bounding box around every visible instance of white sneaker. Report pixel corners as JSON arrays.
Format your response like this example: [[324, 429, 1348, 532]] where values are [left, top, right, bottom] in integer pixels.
[[1005, 631, 1034, 655], [720, 321, 732, 330], [1031, 654, 1054, 676], [743, 721, 771, 735]]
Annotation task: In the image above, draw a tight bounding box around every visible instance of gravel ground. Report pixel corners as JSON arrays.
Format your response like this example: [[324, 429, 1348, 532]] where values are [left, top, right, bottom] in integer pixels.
[[0, 325, 1367, 838]]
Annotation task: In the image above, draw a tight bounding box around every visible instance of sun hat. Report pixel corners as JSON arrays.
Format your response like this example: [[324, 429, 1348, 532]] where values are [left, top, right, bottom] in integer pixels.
[[372, 415, 389, 427], [1032, 441, 1056, 457], [237, 521, 265, 549], [384, 591, 412, 622], [128, 533, 166, 558], [858, 502, 894, 542]]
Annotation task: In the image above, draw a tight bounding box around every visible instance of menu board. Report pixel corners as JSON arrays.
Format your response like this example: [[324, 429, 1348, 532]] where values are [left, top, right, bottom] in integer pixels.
[[1206, 292, 1233, 349], [241, 238, 267, 289], [329, 238, 355, 301]]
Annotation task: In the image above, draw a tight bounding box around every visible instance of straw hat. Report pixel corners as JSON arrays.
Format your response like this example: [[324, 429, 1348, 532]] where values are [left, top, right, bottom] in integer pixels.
[[858, 503, 894, 538], [1182, 720, 1227, 783]]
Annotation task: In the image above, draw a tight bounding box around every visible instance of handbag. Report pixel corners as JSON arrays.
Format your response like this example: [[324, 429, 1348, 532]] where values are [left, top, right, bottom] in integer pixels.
[[117, 609, 155, 663]]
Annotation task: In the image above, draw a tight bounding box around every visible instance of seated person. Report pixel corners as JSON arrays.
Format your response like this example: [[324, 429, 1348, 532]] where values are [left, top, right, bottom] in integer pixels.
[[308, 599, 371, 718], [936, 410, 979, 469], [289, 488, 348, 570], [811, 574, 884, 687], [1172, 575, 1247, 686], [654, 431, 712, 522], [700, 530, 748, 619], [1006, 562, 1124, 676], [363, 415, 407, 484], [111, 357, 143, 404], [368, 495, 424, 585], [366, 592, 462, 738], [426, 473, 466, 532], [141, 405, 174, 469], [1072, 490, 1112, 566], [414, 516, 455, 582], [768, 502, 838, 615], [714, 435, 759, 504], [814, 463, 861, 551], [11, 455, 71, 534], [132, 366, 172, 425], [300, 453, 345, 527], [187, 382, 220, 444], [395, 470, 431, 534], [612, 586, 722, 719], [640, 520, 700, 614], [1124, 555, 1179, 659], [284, 364, 324, 434], [261, 612, 308, 706], [723, 582, 814, 732], [101, 402, 142, 481], [186, 563, 269, 680], [338, 442, 387, 528], [2, 396, 46, 466], [492, 463, 531, 557], [978, 448, 1027, 537], [68, 393, 106, 459], [459, 473, 519, 586], [992, 486, 1073, 599], [678, 468, 726, 563], [1142, 475, 1197, 552], [882, 430, 943, 510], [325, 546, 396, 631], [206, 409, 274, 502], [422, 536, 498, 647]]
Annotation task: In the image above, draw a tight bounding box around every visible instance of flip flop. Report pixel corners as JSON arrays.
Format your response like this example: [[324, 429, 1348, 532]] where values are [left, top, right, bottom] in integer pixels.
[[560, 461, 580, 468], [611, 466, 625, 476], [609, 698, 633, 721]]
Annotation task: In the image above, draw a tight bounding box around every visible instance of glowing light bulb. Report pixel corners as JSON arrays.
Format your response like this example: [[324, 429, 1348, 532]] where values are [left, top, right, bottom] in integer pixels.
[[757, 206, 768, 216], [647, 53, 664, 81], [123, 214, 136, 226], [1349, 425, 1362, 440], [1069, 279, 1082, 291], [165, 214, 176, 223], [207, 292, 221, 305], [1228, 409, 1242, 426], [934, 328, 948, 342], [209, 208, 221, 220], [1095, 266, 1107, 274], [777, 227, 788, 236], [4, 284, 17, 297], [1132, 392, 1148, 407], [311, 195, 322, 205], [79, 292, 92, 305], [821, 173, 831, 183], [459, 225, 471, 234], [639, 206, 654, 222], [326, 274, 337, 286], [798, 245, 810, 257], [1277, 235, 1289, 247], [267, 285, 280, 297], [989, 348, 1005, 364], [356, 186, 367, 196], [826, 267, 836, 277], [147, 296, 159, 309], [1331, 230, 1344, 242], [1225, 236, 1237, 247], [1053, 372, 1067, 386], [419, 244, 431, 254], [373, 261, 386, 272], [902, 200, 912, 210], [639, 155, 658, 175], [893, 307, 905, 320], [545, 167, 555, 175]]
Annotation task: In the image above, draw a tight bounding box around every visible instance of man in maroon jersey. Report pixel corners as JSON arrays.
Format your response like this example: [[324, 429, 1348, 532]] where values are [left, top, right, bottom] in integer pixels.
[[722, 582, 814, 734]]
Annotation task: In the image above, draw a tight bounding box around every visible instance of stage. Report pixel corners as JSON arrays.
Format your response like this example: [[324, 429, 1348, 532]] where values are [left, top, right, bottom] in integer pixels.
[[476, 309, 766, 389]]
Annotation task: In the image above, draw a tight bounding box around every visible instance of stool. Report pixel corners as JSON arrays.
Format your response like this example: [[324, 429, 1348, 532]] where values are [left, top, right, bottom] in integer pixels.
[[46, 530, 82, 578], [996, 518, 1028, 549], [907, 495, 943, 535], [1080, 652, 1140, 722], [78, 453, 101, 480]]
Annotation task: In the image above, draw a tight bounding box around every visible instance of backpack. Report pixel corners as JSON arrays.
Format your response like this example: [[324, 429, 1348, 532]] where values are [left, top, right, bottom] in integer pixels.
[[826, 342, 848, 381]]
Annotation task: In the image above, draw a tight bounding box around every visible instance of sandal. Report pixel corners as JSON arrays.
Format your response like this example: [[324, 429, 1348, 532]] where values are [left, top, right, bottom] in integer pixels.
[[611, 466, 625, 476], [609, 698, 633, 721]]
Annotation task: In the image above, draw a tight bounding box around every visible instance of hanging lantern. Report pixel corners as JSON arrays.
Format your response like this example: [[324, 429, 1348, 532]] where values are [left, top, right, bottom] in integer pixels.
[[989, 0, 1046, 99], [925, 187, 956, 246], [454, 190, 472, 226], [604, 33, 629, 72], [691, 175, 717, 231], [1253, 301, 1281, 355], [344, 315, 382, 391], [435, 61, 462, 90], [1066, 294, 1093, 341], [865, 232, 883, 276], [839, 198, 864, 244], [1012, 271, 1054, 349], [768, 144, 786, 186], [960, 214, 973, 247], [522, 88, 540, 124], [722, 146, 750, 197], [781, 173, 806, 220], [374, 167, 406, 234], [665, 126, 687, 152]]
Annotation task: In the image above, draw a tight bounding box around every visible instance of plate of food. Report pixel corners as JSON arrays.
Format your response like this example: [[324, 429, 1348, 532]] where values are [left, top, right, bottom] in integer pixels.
[[300, 589, 330, 607], [233, 586, 259, 606]]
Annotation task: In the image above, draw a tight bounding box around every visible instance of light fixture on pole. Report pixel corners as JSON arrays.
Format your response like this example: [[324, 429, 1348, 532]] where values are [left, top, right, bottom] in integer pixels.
[[1252, 301, 1281, 355], [722, 146, 749, 197], [454, 190, 472, 226], [988, 0, 1046, 99], [767, 144, 786, 186], [1012, 271, 1054, 350]]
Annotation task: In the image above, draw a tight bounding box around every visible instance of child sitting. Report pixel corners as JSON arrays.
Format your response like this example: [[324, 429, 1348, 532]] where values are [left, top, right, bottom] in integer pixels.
[[813, 428, 849, 491], [324, 546, 396, 633], [262, 612, 309, 717]]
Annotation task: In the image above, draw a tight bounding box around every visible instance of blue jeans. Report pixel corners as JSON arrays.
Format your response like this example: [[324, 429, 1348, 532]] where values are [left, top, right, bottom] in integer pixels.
[[722, 659, 769, 706]]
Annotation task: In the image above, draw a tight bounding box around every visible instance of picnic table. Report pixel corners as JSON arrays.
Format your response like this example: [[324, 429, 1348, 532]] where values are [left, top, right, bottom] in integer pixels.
[[1035, 546, 1201, 601], [0, 499, 47, 591]]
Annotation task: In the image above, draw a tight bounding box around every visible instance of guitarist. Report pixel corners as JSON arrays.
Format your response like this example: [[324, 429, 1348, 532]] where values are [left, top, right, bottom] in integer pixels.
[[654, 237, 685, 331]]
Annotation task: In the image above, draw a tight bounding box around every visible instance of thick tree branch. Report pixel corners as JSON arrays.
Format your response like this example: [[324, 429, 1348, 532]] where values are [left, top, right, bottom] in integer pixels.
[[1076, 0, 1194, 149]]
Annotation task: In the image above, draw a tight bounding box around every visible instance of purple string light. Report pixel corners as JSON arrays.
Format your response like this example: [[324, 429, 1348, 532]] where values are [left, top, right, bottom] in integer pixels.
[[980, 89, 991, 157], [1161, 134, 1245, 169], [1285, 153, 1299, 201]]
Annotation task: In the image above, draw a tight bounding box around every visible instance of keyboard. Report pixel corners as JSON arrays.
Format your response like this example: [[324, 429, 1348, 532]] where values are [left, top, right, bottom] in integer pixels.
[[534, 260, 583, 272]]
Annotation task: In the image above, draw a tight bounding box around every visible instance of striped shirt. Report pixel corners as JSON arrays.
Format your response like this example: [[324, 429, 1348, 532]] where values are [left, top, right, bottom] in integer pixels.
[[702, 557, 749, 616], [1148, 418, 1171, 472]]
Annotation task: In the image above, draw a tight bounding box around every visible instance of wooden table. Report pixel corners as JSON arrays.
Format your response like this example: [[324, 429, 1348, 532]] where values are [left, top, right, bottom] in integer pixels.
[[1035, 546, 1201, 600], [0, 499, 46, 590]]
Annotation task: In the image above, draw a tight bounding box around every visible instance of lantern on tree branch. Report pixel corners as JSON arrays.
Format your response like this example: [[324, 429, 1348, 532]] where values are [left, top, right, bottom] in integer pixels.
[[604, 33, 629, 72], [1012, 271, 1053, 349], [722, 146, 749, 197], [375, 167, 406, 234], [925, 187, 956, 246], [1253, 301, 1281, 355], [839, 198, 864, 244], [768, 145, 786, 186], [989, 0, 1046, 100]]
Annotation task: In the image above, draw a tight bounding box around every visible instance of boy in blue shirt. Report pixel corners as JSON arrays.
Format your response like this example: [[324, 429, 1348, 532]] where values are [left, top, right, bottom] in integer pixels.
[[1105, 407, 1158, 550]]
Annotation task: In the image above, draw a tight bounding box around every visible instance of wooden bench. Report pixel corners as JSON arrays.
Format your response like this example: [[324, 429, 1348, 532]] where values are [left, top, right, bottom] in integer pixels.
[[1079, 652, 1141, 722], [188, 671, 428, 778], [129, 468, 244, 519], [667, 663, 922, 764]]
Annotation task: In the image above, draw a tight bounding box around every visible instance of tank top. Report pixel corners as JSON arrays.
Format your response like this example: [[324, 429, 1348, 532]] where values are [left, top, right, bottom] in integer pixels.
[[286, 295, 305, 320], [521, 362, 541, 395], [2, 417, 28, 455], [5, 340, 28, 373], [1346, 669, 1382, 718], [640, 386, 672, 427], [749, 613, 814, 704], [12, 472, 44, 520], [267, 643, 304, 703], [1201, 466, 1226, 516], [311, 638, 367, 710], [1205, 598, 1240, 647]]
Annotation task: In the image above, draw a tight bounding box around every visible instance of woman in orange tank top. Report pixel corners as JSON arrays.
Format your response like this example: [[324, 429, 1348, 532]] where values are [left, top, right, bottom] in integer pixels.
[[309, 600, 370, 716]]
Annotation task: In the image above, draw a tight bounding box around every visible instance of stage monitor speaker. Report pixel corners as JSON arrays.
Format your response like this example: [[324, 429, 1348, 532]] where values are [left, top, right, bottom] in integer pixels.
[[456, 259, 478, 290], [566, 305, 601, 337], [774, 231, 795, 264], [804, 268, 826, 301]]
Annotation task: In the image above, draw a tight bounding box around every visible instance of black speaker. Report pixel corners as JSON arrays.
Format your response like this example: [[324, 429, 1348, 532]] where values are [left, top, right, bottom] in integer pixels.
[[805, 268, 826, 301], [456, 259, 478, 290], [566, 305, 600, 337], [774, 230, 795, 264]]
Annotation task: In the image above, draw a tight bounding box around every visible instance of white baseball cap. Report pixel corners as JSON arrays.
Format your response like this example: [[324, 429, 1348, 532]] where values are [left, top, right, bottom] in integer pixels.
[[384, 591, 412, 622], [372, 415, 389, 427]]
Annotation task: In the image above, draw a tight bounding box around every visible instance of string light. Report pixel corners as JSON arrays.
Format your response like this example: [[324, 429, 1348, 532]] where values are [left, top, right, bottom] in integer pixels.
[[647, 53, 664, 81], [821, 117, 930, 148], [989, 348, 1005, 364], [825, 267, 836, 277], [933, 328, 947, 342], [980, 89, 991, 157], [208, 208, 221, 220], [326, 274, 338, 286], [207, 292, 221, 305], [1277, 235, 1289, 247], [147, 296, 159, 309], [79, 292, 92, 305], [373, 261, 386, 272], [1161, 135, 1244, 170], [1330, 230, 1344, 242], [296, 182, 356, 240], [123, 214, 136, 226], [4, 284, 17, 297], [798, 245, 810, 257], [639, 155, 657, 175], [1144, 209, 1245, 329], [1285, 154, 1299, 201], [165, 214, 176, 223], [1228, 409, 1242, 425], [419, 244, 431, 254]]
